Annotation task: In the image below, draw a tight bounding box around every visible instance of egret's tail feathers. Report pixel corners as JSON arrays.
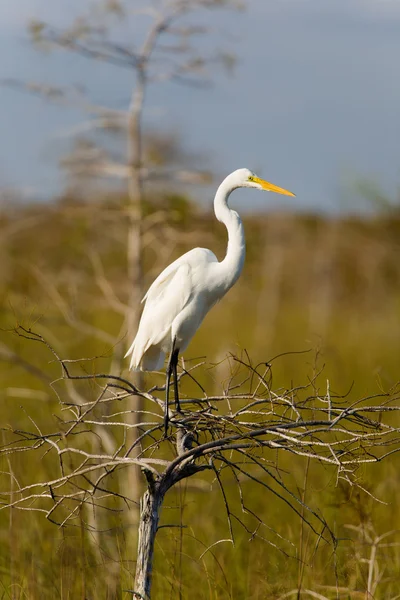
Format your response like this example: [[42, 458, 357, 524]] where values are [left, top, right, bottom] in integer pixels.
[[125, 338, 165, 372], [141, 347, 165, 371], [124, 339, 136, 360]]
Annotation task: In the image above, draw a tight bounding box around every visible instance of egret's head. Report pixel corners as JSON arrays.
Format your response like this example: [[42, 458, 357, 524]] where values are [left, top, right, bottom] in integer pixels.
[[231, 168, 295, 197]]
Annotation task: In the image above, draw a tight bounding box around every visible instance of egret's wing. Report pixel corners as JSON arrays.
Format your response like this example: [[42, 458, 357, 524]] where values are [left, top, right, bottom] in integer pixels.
[[142, 260, 186, 305], [141, 261, 192, 332], [141, 248, 214, 304], [125, 261, 192, 365], [125, 248, 217, 369]]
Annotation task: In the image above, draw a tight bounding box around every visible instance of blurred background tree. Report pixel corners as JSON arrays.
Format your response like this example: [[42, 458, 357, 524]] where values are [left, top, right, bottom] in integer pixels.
[[3, 0, 240, 546]]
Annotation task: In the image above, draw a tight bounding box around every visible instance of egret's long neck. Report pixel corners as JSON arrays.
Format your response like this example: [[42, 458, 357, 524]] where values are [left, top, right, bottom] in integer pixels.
[[214, 179, 246, 291]]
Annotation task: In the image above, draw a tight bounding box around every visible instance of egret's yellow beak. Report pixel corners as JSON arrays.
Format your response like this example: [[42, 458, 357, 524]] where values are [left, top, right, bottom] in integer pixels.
[[253, 176, 295, 197]]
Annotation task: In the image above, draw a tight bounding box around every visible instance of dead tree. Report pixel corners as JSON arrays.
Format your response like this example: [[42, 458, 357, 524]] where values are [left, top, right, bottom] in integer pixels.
[[3, 0, 240, 536], [1, 326, 400, 599]]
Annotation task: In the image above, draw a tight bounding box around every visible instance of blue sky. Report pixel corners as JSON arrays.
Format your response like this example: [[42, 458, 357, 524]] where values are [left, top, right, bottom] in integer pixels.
[[1, 0, 400, 212]]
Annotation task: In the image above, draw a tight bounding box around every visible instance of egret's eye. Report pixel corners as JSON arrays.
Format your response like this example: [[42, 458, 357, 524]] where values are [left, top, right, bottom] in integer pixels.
[[248, 175, 254, 182]]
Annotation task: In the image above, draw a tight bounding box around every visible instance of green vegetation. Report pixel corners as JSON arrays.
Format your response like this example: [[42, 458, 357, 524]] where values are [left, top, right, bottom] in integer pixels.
[[1, 193, 400, 598]]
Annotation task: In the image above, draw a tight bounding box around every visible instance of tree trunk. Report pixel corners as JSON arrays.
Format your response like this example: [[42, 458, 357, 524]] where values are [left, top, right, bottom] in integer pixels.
[[122, 72, 146, 526], [133, 484, 165, 600]]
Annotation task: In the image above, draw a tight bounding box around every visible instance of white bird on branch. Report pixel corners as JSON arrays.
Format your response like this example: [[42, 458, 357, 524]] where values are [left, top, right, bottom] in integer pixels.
[[125, 168, 295, 433]]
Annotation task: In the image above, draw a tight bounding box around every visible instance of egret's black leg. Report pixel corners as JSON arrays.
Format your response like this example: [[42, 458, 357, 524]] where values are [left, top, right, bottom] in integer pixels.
[[164, 355, 173, 437], [171, 348, 181, 413], [164, 337, 178, 436]]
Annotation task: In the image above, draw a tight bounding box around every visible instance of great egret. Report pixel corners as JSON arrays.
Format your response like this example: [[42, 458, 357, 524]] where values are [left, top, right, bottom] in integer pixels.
[[125, 168, 295, 433]]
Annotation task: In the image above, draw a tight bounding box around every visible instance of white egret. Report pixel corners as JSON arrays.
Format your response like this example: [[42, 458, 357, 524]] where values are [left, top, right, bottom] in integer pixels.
[[125, 168, 295, 433]]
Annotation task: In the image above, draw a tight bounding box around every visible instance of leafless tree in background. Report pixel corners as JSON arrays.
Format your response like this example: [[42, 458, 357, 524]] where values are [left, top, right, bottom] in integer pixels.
[[3, 0, 241, 545]]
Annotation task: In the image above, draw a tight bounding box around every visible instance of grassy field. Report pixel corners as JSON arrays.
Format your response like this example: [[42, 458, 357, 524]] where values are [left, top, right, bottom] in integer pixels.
[[0, 195, 399, 598]]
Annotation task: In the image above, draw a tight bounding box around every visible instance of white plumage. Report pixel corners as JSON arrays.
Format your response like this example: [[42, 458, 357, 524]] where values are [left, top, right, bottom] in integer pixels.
[[125, 248, 217, 370], [125, 168, 294, 379]]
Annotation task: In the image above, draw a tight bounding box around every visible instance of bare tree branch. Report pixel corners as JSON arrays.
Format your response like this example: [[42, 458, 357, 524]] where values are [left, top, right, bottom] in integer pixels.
[[1, 328, 399, 598]]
